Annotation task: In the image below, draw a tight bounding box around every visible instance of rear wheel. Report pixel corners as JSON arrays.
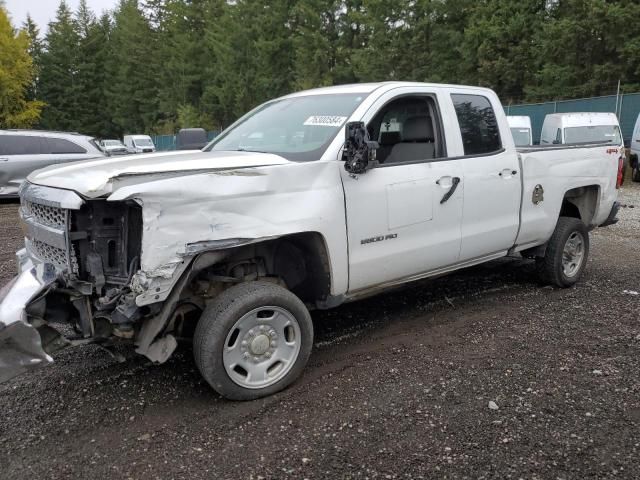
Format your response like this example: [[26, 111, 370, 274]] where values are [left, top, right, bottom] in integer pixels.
[[633, 167, 640, 182], [193, 281, 313, 400], [536, 217, 589, 287]]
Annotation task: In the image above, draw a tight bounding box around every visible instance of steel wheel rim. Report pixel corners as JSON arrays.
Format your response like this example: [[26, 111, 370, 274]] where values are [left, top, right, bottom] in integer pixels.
[[562, 231, 585, 278], [223, 306, 301, 389]]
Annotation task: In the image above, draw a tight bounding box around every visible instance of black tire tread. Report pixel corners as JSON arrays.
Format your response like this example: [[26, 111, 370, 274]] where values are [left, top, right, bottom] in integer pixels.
[[193, 281, 313, 401], [536, 216, 589, 288]]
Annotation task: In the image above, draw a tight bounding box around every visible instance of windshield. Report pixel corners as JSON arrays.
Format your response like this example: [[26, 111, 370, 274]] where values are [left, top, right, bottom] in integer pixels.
[[206, 93, 367, 161], [564, 125, 622, 144], [134, 138, 154, 147], [510, 127, 531, 146]]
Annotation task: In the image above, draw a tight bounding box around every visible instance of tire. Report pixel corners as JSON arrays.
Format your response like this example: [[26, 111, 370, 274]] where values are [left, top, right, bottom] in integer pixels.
[[193, 281, 313, 400], [536, 217, 589, 288], [633, 167, 640, 183]]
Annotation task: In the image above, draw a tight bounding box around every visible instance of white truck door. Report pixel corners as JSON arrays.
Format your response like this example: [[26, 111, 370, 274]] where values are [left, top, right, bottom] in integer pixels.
[[341, 88, 464, 292], [449, 92, 521, 261]]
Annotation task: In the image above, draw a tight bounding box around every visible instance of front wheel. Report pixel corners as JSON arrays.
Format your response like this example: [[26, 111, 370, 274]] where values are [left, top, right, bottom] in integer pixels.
[[536, 217, 589, 288], [633, 167, 640, 183], [193, 281, 313, 400]]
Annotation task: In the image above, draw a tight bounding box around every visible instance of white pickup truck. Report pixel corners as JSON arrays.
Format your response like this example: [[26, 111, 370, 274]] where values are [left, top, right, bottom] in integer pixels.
[[0, 82, 622, 400]]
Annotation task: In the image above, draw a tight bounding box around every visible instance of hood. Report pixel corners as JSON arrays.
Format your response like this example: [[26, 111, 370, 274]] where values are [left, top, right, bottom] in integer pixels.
[[27, 150, 291, 198]]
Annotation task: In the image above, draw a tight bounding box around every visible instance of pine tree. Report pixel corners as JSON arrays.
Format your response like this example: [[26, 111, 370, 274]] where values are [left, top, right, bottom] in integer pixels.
[[21, 13, 42, 101], [0, 6, 44, 127], [38, 0, 80, 130]]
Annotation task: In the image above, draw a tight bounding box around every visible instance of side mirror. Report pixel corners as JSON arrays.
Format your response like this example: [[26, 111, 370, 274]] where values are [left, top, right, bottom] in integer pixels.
[[342, 121, 379, 175], [552, 139, 560, 145]]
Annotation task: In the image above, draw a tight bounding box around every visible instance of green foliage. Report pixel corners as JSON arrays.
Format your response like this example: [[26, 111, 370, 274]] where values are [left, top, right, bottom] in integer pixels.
[[0, 6, 43, 128], [14, 0, 640, 136]]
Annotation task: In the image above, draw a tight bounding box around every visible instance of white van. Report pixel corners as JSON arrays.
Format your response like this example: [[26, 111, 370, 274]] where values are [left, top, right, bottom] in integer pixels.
[[540, 112, 623, 147], [123, 134, 156, 154], [507, 115, 533, 146], [629, 113, 640, 182]]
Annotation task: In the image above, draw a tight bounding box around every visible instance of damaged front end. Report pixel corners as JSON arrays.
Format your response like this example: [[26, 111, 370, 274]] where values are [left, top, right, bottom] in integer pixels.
[[0, 182, 146, 382]]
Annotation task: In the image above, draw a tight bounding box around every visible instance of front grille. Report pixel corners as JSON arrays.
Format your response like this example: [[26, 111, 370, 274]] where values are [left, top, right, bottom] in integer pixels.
[[30, 239, 70, 271], [22, 200, 67, 228]]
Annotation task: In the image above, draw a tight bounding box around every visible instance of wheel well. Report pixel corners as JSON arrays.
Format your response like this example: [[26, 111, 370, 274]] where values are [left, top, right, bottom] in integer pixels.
[[561, 186, 599, 226], [190, 232, 332, 307]]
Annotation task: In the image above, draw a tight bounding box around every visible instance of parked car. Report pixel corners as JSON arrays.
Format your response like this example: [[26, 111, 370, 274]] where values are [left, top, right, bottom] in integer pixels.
[[629, 113, 640, 182], [0, 130, 105, 198], [99, 139, 128, 155], [123, 134, 156, 153], [1, 82, 621, 400], [176, 128, 208, 150], [507, 115, 533, 146]]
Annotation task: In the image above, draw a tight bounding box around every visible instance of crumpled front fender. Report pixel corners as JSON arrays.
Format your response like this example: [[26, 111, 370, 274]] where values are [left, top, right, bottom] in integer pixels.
[[0, 256, 55, 383]]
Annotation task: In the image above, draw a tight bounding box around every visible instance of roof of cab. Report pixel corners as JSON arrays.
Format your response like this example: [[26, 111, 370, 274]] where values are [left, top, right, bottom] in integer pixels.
[[282, 81, 497, 98]]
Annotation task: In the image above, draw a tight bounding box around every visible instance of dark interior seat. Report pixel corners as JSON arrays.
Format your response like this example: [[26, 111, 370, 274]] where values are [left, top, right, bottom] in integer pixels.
[[377, 131, 402, 163], [386, 116, 435, 163]]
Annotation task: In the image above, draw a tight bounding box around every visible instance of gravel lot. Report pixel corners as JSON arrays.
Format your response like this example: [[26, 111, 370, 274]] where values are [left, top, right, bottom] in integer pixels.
[[0, 185, 639, 480]]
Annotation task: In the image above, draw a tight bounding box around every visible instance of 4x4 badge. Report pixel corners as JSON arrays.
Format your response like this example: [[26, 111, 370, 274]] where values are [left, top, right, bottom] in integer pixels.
[[532, 184, 544, 204]]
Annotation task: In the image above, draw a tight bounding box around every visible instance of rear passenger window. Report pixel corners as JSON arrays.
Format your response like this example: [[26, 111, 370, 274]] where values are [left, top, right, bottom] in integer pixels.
[[451, 94, 502, 155], [0, 135, 42, 155], [45, 138, 87, 154]]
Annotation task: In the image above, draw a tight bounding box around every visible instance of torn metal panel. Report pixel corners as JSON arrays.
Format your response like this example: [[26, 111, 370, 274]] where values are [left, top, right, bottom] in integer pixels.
[[107, 159, 349, 296], [0, 259, 56, 382]]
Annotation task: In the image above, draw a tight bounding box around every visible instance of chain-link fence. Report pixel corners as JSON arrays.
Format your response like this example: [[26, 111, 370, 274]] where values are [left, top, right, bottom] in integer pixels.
[[505, 93, 640, 145]]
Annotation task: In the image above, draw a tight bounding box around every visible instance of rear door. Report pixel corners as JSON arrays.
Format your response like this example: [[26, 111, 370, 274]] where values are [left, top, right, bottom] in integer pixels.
[[0, 135, 48, 194], [341, 86, 465, 292], [449, 92, 521, 261]]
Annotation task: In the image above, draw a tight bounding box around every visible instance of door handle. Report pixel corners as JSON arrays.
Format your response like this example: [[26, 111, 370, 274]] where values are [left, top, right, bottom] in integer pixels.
[[498, 168, 517, 177], [438, 176, 460, 204]]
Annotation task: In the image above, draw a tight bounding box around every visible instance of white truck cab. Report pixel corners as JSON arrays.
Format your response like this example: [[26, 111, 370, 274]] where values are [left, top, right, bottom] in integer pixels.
[[1, 82, 622, 400], [540, 112, 623, 146], [629, 113, 640, 182], [123, 134, 156, 154], [507, 115, 533, 146]]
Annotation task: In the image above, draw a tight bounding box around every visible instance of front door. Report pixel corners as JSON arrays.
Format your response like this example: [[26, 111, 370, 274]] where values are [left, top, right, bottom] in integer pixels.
[[341, 88, 464, 292]]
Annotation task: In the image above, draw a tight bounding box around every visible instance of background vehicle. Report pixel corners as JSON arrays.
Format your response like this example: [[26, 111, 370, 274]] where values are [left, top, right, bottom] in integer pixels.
[[176, 128, 208, 150], [0, 130, 105, 198], [507, 115, 533, 146], [629, 113, 640, 182], [99, 139, 128, 155], [0, 82, 621, 400], [540, 112, 623, 146], [123, 134, 156, 153]]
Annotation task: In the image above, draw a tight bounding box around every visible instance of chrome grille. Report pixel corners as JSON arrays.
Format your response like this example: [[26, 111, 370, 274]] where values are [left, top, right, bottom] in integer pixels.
[[22, 200, 67, 228], [30, 239, 70, 271]]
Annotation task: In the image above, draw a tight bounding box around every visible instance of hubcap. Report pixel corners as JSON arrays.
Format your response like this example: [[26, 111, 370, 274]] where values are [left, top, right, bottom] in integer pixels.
[[562, 231, 585, 278], [223, 306, 301, 389]]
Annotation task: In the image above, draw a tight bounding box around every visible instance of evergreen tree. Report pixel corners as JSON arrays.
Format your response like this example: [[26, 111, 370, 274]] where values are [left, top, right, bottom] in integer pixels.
[[38, 0, 80, 130], [21, 13, 42, 101], [0, 6, 44, 127]]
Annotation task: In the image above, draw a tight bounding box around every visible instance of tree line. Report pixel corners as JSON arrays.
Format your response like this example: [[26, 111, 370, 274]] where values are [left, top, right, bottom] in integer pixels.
[[2, 0, 640, 138]]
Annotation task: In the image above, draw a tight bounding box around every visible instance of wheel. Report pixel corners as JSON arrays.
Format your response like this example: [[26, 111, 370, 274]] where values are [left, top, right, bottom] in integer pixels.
[[193, 281, 313, 400], [633, 167, 640, 183], [536, 217, 589, 287]]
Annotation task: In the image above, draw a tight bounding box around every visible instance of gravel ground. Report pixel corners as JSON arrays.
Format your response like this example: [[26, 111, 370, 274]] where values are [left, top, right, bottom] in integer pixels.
[[0, 186, 639, 480]]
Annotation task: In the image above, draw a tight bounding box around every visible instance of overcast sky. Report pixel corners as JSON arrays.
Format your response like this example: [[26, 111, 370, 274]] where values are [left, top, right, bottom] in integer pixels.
[[5, 0, 117, 33]]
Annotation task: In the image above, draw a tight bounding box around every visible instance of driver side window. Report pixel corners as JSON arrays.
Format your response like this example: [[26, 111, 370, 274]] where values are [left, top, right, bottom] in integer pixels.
[[368, 96, 445, 165]]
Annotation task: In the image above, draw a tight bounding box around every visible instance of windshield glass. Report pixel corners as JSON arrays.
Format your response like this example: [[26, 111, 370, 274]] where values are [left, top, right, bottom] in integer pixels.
[[206, 93, 367, 161], [510, 127, 531, 146], [564, 125, 622, 144], [134, 138, 154, 147]]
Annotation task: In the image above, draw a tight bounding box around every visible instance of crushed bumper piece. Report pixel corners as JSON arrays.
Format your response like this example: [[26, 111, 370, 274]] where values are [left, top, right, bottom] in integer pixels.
[[0, 260, 55, 383]]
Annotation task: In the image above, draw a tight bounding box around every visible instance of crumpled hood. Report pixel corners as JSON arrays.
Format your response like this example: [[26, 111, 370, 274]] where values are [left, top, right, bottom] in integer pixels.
[[27, 150, 291, 198]]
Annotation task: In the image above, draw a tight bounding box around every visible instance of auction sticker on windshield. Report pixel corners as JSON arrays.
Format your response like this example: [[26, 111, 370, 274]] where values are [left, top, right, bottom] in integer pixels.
[[304, 115, 348, 127]]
